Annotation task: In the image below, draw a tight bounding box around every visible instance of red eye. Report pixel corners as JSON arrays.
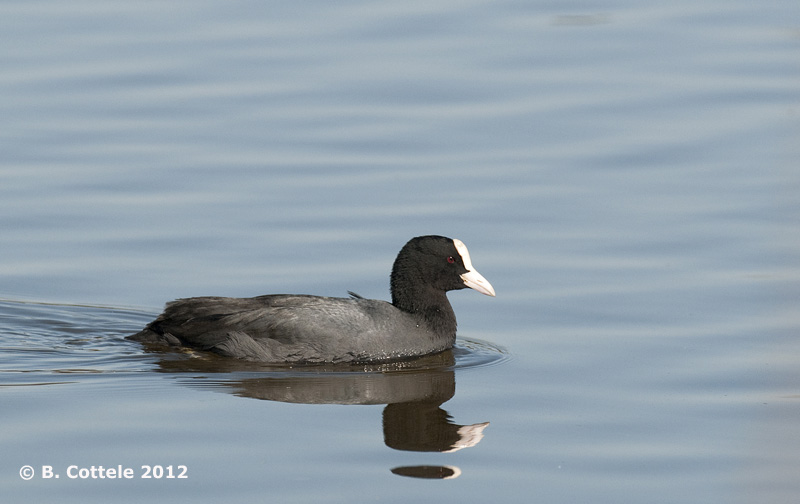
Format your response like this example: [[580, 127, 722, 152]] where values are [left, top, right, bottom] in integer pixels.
[[447, 256, 455, 264]]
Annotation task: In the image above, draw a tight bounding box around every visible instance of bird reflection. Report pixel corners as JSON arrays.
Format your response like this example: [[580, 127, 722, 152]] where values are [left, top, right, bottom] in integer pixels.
[[391, 465, 462, 480], [144, 348, 489, 477]]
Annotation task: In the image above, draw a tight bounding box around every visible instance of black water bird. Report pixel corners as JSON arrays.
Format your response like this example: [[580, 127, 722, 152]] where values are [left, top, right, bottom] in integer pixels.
[[127, 235, 495, 364]]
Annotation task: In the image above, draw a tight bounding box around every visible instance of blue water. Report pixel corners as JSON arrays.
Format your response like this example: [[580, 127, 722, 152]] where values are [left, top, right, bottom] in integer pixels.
[[2, 0, 799, 502]]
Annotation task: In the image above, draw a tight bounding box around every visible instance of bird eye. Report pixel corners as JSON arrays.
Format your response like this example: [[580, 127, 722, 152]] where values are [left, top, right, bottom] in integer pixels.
[[447, 256, 455, 264]]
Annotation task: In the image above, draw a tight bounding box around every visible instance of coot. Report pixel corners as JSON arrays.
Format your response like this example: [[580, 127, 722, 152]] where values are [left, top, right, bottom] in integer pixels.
[[127, 235, 495, 364]]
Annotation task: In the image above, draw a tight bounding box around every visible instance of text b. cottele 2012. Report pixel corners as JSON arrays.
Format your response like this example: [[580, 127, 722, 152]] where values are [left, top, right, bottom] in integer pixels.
[[23, 464, 188, 480]]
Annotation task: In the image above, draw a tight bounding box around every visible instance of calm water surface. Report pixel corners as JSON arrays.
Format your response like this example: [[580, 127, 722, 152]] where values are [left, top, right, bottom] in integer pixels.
[[1, 0, 799, 502]]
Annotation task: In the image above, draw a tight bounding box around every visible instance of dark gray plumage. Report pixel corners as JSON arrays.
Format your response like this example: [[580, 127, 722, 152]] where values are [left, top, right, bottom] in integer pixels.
[[127, 235, 495, 364]]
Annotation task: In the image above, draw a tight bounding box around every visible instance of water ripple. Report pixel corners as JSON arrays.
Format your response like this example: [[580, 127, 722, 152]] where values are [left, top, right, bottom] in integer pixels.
[[0, 299, 509, 383]]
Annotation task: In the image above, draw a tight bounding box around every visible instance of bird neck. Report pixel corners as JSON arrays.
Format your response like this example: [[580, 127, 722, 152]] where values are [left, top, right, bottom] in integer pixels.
[[391, 280, 457, 338]]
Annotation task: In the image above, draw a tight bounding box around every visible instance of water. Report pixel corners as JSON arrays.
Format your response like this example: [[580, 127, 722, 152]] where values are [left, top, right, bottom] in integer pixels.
[[1, 0, 799, 502]]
